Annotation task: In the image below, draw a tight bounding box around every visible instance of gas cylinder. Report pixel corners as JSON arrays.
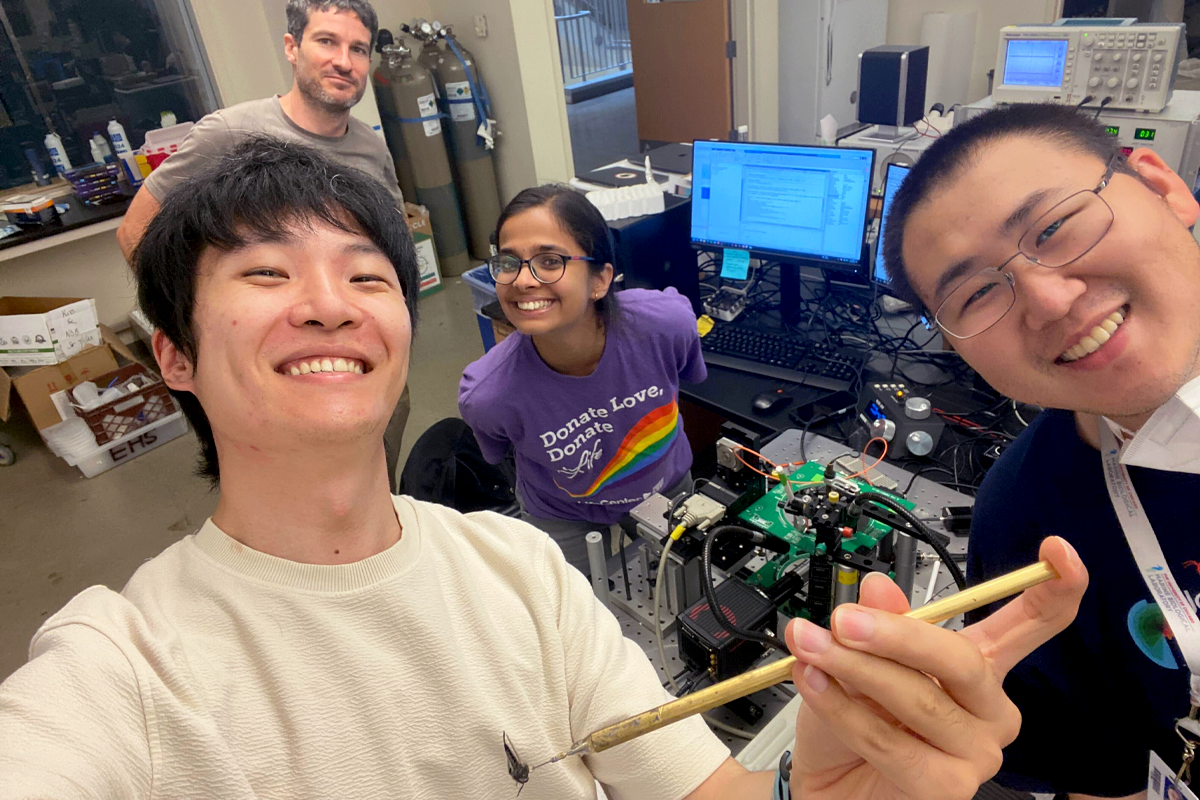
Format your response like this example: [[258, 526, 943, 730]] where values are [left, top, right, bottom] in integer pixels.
[[428, 26, 502, 261], [372, 29, 417, 203], [377, 41, 470, 276]]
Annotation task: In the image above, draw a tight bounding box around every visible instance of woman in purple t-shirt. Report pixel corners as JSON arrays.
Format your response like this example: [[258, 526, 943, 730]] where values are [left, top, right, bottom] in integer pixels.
[[458, 185, 707, 572]]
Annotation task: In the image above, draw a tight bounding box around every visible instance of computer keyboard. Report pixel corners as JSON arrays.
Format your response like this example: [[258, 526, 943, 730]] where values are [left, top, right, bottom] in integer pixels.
[[700, 324, 867, 391]]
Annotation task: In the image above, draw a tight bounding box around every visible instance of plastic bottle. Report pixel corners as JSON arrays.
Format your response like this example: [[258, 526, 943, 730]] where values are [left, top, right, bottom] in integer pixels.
[[43, 132, 73, 175], [90, 134, 113, 164], [24, 148, 51, 185], [106, 120, 132, 157]]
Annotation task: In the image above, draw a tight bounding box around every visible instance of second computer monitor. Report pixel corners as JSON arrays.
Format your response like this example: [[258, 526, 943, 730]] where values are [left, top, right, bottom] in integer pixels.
[[875, 161, 912, 287], [690, 140, 875, 276]]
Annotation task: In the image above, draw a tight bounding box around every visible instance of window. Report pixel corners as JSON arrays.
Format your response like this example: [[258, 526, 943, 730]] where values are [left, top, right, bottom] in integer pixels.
[[0, 0, 218, 190]]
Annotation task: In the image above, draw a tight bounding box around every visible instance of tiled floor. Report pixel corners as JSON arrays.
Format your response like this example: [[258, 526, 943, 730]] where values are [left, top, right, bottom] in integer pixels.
[[567, 86, 640, 176], [0, 277, 484, 681]]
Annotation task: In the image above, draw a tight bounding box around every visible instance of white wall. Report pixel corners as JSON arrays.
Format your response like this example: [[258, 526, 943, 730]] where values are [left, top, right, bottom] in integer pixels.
[[886, 0, 1062, 103], [190, 0, 290, 106], [1, 233, 134, 330]]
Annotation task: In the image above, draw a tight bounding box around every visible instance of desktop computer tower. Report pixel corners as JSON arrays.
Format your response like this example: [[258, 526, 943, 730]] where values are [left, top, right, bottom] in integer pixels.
[[611, 195, 702, 314]]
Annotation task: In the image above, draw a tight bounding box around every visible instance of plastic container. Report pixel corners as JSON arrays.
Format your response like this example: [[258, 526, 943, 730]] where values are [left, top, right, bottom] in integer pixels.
[[75, 363, 173, 445], [43, 133, 73, 175], [62, 409, 188, 478], [41, 416, 97, 461], [90, 134, 113, 165], [585, 182, 666, 221], [143, 122, 193, 170], [64, 163, 124, 205], [2, 195, 59, 226], [462, 265, 497, 315], [462, 265, 501, 351], [106, 120, 132, 156]]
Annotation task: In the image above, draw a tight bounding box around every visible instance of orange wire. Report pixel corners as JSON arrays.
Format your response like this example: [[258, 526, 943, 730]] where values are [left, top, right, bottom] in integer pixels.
[[845, 437, 888, 482], [731, 445, 821, 487]]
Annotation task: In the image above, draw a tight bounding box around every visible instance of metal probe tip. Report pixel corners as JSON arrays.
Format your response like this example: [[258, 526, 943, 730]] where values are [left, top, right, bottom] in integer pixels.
[[530, 741, 589, 772]]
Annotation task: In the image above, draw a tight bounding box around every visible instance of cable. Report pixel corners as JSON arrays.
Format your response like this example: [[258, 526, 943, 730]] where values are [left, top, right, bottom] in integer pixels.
[[704, 716, 755, 740], [653, 529, 685, 693], [845, 436, 887, 481], [1012, 399, 1031, 428], [901, 465, 955, 496], [701, 524, 790, 652], [851, 491, 967, 590]]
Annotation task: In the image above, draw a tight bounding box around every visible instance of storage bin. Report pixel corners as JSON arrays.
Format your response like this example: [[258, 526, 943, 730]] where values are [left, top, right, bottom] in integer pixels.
[[62, 409, 188, 478], [462, 265, 497, 315]]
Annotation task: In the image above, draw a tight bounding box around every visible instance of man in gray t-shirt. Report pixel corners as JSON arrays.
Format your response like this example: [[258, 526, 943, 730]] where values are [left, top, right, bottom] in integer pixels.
[[118, 0, 412, 488]]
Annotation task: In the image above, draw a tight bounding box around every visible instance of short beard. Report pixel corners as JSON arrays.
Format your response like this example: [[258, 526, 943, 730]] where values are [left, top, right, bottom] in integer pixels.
[[296, 70, 365, 113]]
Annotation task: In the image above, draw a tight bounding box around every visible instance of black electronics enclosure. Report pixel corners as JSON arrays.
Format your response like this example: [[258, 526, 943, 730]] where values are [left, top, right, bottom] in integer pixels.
[[613, 194, 701, 315], [858, 45, 930, 127], [678, 578, 776, 681]]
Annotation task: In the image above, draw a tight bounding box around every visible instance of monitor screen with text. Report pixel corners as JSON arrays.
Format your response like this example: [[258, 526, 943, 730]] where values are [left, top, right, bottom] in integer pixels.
[[691, 140, 874, 270]]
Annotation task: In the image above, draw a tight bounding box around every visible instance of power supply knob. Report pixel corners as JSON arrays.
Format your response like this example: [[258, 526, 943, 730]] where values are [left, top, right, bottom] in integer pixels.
[[1127, 78, 1140, 89], [1154, 52, 1164, 62], [871, 417, 897, 442], [904, 396, 932, 420], [1107, 77, 1120, 88], [1133, 52, 1143, 62], [1112, 53, 1123, 62], [1089, 76, 1102, 88], [906, 430, 935, 457]]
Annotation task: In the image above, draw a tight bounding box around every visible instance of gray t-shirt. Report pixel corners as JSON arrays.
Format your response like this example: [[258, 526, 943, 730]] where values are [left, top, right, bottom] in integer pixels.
[[143, 96, 402, 205]]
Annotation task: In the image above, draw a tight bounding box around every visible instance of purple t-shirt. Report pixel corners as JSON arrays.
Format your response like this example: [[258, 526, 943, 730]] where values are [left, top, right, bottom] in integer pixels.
[[459, 288, 707, 525]]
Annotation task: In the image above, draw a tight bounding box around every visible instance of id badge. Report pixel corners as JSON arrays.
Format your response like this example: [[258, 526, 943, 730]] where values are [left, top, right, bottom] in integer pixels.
[[1151, 751, 1200, 800]]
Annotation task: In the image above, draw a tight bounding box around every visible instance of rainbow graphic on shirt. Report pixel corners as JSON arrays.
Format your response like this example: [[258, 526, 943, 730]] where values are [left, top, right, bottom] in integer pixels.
[[556, 399, 680, 498]]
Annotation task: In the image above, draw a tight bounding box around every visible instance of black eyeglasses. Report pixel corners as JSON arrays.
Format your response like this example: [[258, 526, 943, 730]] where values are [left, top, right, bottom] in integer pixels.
[[933, 153, 1120, 340], [486, 253, 595, 285]]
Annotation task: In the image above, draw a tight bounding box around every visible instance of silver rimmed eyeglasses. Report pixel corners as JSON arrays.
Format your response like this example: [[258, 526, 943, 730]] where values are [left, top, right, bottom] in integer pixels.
[[932, 152, 1120, 339], [486, 253, 596, 285]]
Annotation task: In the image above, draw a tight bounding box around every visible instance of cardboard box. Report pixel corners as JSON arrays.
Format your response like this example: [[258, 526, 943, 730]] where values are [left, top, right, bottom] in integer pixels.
[[0, 325, 136, 431], [0, 297, 101, 367], [404, 202, 443, 297]]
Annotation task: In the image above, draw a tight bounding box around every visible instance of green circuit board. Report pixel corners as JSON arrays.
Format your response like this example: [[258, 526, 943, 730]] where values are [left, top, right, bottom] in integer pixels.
[[738, 461, 914, 591]]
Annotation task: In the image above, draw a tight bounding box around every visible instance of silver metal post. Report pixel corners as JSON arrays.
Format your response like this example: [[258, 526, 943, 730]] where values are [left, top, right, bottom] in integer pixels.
[[586, 531, 611, 608]]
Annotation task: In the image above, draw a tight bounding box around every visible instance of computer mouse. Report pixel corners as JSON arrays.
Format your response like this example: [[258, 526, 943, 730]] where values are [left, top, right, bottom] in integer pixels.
[[752, 389, 792, 415]]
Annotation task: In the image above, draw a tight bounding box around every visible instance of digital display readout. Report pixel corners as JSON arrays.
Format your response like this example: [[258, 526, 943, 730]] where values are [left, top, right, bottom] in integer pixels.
[[1135, 128, 1157, 141], [1104, 126, 1120, 137]]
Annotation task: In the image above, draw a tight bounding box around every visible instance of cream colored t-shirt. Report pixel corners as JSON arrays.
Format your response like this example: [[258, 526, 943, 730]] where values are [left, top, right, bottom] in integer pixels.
[[143, 95, 403, 205], [0, 497, 728, 799]]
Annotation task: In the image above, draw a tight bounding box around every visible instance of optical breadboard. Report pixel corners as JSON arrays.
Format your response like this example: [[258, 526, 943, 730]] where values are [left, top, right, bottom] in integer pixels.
[[992, 21, 1184, 112]]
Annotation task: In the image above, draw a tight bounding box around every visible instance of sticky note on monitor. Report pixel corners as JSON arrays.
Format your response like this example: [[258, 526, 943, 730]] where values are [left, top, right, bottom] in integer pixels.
[[720, 248, 750, 280]]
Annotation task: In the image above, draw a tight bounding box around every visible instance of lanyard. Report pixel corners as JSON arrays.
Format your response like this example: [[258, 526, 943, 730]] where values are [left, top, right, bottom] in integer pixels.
[[1099, 422, 1200, 780]]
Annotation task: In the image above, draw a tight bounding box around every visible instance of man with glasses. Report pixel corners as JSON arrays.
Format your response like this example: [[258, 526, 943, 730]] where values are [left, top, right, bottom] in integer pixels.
[[882, 102, 1200, 797]]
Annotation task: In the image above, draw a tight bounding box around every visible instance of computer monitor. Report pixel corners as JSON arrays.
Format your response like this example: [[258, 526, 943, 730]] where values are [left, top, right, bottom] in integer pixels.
[[690, 140, 876, 276], [875, 162, 911, 288]]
